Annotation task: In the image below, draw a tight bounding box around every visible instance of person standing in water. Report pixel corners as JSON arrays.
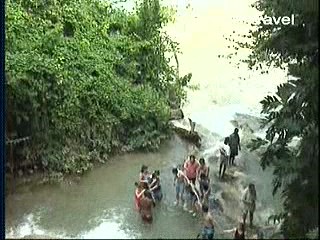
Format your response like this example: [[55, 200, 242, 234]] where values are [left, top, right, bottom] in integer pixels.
[[219, 137, 230, 179], [229, 128, 241, 165], [197, 158, 210, 180], [134, 182, 146, 211], [184, 155, 200, 184], [241, 183, 257, 227], [199, 173, 210, 200], [140, 190, 155, 223], [201, 204, 215, 239], [223, 222, 245, 239], [149, 170, 163, 201], [139, 165, 150, 188], [173, 165, 185, 206]]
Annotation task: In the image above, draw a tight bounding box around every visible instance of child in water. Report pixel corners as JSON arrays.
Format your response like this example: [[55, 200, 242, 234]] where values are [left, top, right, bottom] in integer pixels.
[[149, 170, 163, 201], [134, 182, 146, 211], [172, 165, 185, 206]]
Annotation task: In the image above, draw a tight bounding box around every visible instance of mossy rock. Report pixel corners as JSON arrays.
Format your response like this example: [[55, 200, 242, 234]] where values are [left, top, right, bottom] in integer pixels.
[[172, 126, 201, 147]]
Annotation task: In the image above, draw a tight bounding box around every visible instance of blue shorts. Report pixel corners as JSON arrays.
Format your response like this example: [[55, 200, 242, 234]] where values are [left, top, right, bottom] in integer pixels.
[[202, 226, 214, 239], [176, 181, 185, 195]]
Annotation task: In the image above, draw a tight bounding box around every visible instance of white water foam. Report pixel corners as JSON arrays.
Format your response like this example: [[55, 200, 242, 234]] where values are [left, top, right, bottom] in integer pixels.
[[79, 221, 134, 239], [5, 213, 67, 239]]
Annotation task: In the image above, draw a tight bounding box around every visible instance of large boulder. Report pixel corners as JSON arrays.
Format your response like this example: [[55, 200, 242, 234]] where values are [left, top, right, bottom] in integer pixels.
[[171, 125, 201, 148], [169, 108, 184, 120]]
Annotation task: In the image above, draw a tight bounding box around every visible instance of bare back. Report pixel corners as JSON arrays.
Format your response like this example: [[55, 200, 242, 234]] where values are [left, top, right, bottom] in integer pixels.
[[203, 212, 214, 228], [140, 197, 153, 217]]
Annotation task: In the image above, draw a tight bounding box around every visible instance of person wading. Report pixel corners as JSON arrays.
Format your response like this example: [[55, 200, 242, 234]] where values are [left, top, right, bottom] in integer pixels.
[[219, 137, 230, 179], [184, 155, 200, 185], [173, 165, 185, 206], [197, 158, 210, 180], [241, 183, 257, 227], [201, 204, 215, 239], [223, 222, 245, 239], [229, 128, 241, 165], [199, 173, 210, 200], [140, 190, 155, 223], [139, 165, 151, 188], [134, 182, 146, 211], [149, 170, 163, 201]]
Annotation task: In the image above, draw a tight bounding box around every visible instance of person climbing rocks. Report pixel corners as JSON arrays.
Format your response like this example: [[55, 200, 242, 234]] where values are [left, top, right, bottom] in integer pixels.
[[229, 128, 241, 166], [223, 222, 245, 239], [140, 190, 155, 223], [149, 170, 163, 201], [197, 158, 210, 180], [199, 173, 210, 201], [184, 155, 200, 185], [241, 183, 257, 227], [201, 180, 211, 207], [219, 137, 230, 179], [201, 204, 215, 239], [173, 165, 185, 206], [134, 182, 146, 211]]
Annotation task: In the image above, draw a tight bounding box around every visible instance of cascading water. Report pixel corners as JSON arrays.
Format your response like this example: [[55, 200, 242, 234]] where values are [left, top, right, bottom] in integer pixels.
[[6, 0, 287, 239]]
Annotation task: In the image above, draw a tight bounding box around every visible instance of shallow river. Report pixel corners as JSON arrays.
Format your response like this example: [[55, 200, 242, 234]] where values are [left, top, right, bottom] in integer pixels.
[[6, 0, 287, 239]]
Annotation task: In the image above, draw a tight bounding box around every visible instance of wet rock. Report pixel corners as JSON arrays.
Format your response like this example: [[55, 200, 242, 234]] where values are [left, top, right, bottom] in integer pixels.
[[172, 126, 201, 147], [23, 235, 58, 239], [169, 108, 184, 120], [210, 198, 224, 213]]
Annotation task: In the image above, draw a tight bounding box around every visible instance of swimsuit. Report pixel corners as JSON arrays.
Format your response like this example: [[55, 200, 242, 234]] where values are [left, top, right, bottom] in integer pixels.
[[135, 190, 142, 210], [202, 226, 214, 239]]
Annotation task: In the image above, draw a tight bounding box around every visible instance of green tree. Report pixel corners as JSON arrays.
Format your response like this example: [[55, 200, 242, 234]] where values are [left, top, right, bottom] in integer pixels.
[[5, 0, 190, 176], [235, 0, 319, 238]]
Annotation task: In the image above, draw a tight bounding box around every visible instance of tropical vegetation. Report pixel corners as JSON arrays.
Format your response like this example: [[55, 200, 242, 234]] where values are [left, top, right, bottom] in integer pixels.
[[5, 0, 191, 176], [232, 0, 318, 238]]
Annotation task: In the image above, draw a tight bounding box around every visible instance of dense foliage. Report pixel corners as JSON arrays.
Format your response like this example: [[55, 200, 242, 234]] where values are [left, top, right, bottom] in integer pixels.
[[5, 0, 191, 175], [233, 0, 318, 238]]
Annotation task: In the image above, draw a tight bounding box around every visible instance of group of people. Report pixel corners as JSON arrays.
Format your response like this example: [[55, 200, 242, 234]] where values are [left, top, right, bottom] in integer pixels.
[[172, 155, 215, 239], [134, 165, 163, 223], [133, 128, 258, 239]]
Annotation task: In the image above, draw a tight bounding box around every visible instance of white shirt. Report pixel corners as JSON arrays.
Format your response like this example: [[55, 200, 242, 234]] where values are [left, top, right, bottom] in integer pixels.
[[218, 143, 230, 164]]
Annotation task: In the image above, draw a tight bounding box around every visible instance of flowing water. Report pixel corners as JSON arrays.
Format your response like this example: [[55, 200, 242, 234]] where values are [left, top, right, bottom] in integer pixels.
[[6, 0, 288, 239]]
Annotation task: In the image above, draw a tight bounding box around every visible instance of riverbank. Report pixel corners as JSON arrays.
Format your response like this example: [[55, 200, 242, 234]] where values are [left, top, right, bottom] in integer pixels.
[[5, 105, 202, 196], [5, 111, 284, 239]]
